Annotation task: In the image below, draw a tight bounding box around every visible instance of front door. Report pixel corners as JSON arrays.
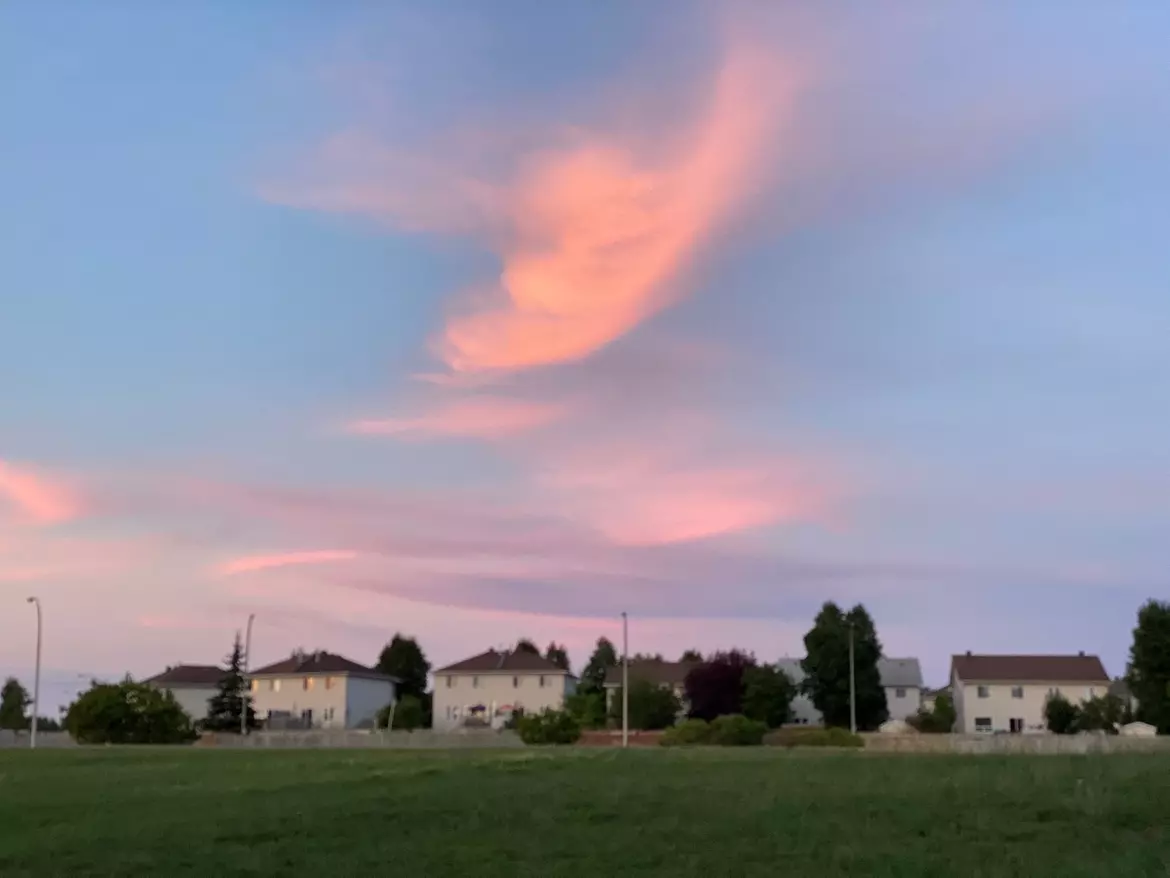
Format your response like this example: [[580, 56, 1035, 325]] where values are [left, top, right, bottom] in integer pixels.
[[1009, 717, 1024, 733]]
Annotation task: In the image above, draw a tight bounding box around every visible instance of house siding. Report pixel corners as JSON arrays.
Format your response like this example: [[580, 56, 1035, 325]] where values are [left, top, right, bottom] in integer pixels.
[[249, 673, 395, 729], [152, 685, 216, 723], [432, 671, 573, 731], [953, 679, 1103, 734], [885, 685, 922, 720]]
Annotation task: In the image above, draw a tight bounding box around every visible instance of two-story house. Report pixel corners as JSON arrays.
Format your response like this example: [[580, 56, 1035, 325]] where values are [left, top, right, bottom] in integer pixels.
[[247, 651, 398, 729], [143, 664, 223, 723], [432, 649, 575, 731], [951, 652, 1110, 734]]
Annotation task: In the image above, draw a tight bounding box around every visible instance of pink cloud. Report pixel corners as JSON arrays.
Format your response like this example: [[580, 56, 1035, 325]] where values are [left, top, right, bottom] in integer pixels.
[[217, 550, 359, 576], [347, 396, 568, 440], [0, 460, 83, 525]]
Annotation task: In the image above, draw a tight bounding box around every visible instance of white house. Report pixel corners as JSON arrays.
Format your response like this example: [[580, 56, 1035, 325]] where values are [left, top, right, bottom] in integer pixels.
[[143, 664, 223, 723], [775, 657, 925, 725], [432, 648, 575, 731], [247, 651, 397, 729], [951, 652, 1110, 734]]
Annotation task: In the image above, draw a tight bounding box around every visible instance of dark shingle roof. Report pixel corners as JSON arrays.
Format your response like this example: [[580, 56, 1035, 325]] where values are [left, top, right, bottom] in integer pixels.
[[435, 649, 569, 675], [951, 654, 1109, 684], [248, 651, 394, 680], [603, 659, 700, 688], [143, 664, 224, 686]]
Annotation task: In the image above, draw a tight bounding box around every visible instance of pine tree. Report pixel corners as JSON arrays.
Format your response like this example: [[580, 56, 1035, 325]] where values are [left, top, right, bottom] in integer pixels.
[[203, 633, 257, 732]]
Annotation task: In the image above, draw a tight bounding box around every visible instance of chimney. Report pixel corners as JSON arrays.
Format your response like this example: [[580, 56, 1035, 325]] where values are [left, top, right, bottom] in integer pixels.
[[966, 650, 972, 656], [1078, 650, 1085, 657]]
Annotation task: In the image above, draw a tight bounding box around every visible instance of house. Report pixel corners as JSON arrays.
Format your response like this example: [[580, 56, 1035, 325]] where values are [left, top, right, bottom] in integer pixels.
[[775, 657, 925, 725], [143, 664, 223, 723], [432, 649, 575, 731], [950, 652, 1110, 734], [246, 651, 397, 729], [602, 659, 700, 718], [921, 685, 951, 714]]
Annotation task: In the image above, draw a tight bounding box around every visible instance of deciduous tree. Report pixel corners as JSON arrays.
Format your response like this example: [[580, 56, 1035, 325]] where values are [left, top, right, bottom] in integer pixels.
[[0, 677, 30, 730], [514, 638, 540, 655], [376, 634, 431, 699], [801, 602, 888, 731], [679, 649, 703, 662], [685, 650, 756, 721], [609, 679, 681, 730], [544, 642, 570, 672], [1128, 599, 1170, 733], [579, 637, 618, 695], [741, 665, 795, 729], [1044, 692, 1080, 735], [65, 678, 195, 744]]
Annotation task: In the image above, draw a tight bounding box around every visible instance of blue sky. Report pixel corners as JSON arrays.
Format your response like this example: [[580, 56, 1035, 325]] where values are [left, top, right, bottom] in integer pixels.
[[2, 2, 1168, 709]]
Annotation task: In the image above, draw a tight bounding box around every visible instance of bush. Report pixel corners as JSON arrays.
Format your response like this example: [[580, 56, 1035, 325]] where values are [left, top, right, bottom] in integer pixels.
[[65, 679, 195, 744], [763, 727, 864, 749], [709, 714, 767, 746], [515, 708, 581, 745], [660, 718, 712, 746], [375, 694, 426, 730], [1044, 693, 1081, 735]]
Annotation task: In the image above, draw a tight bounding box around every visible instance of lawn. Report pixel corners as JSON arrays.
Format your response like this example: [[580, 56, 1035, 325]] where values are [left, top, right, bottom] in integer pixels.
[[0, 748, 1167, 877]]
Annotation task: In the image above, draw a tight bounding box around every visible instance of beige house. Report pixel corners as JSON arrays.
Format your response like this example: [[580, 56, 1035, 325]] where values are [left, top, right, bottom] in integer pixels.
[[247, 651, 397, 729], [143, 664, 223, 722], [432, 649, 575, 731], [951, 653, 1110, 734]]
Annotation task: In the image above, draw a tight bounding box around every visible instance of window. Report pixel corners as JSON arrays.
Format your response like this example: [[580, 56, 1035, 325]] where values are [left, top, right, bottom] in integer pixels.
[[1011, 686, 1024, 699], [271, 679, 281, 692], [323, 707, 334, 723], [974, 717, 992, 732], [250, 680, 258, 692], [325, 676, 338, 690], [1048, 687, 1061, 698], [977, 686, 990, 698], [445, 676, 453, 688], [895, 687, 906, 698], [539, 675, 547, 688], [1088, 687, 1096, 698], [303, 677, 315, 691], [472, 676, 479, 689]]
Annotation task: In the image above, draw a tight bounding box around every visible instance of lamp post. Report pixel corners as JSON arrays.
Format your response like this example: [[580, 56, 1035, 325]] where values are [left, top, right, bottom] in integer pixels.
[[621, 611, 629, 749], [848, 619, 857, 735], [26, 597, 41, 749], [241, 613, 255, 736]]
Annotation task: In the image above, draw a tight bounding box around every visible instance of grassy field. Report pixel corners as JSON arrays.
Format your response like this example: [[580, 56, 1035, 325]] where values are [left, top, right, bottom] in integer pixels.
[[0, 749, 1168, 877]]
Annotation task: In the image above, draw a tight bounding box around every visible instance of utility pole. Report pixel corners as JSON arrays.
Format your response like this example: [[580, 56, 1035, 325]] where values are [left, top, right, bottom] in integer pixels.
[[848, 620, 857, 735], [621, 611, 629, 749], [26, 597, 41, 749], [241, 614, 255, 736]]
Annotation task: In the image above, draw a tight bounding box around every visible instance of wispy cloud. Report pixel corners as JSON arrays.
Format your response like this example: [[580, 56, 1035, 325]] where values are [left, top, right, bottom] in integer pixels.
[[0, 460, 83, 525], [217, 550, 359, 576], [347, 396, 568, 440]]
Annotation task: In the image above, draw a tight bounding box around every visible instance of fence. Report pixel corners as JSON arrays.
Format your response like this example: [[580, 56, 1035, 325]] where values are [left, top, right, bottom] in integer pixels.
[[0, 731, 76, 748], [861, 733, 1170, 755], [198, 729, 524, 749]]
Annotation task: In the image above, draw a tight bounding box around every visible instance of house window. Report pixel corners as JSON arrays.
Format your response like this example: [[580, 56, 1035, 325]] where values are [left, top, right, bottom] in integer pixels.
[[325, 676, 338, 690], [1048, 687, 1061, 698], [303, 677, 315, 691], [512, 676, 519, 688], [1089, 688, 1096, 698], [472, 676, 479, 688], [323, 707, 334, 723], [1011, 686, 1024, 699], [975, 717, 992, 732], [445, 676, 453, 688], [250, 680, 258, 692], [539, 675, 547, 688], [271, 680, 280, 692], [895, 687, 906, 698], [977, 686, 990, 698]]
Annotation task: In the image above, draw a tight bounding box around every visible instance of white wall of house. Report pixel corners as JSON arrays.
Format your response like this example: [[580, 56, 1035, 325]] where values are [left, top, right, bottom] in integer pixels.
[[952, 673, 1105, 734], [432, 671, 573, 731], [885, 685, 922, 720], [249, 674, 395, 729], [156, 686, 216, 723]]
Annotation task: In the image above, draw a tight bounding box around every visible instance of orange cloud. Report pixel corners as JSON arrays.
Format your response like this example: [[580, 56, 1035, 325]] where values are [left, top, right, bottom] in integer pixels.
[[218, 550, 358, 576], [347, 397, 567, 440], [0, 460, 82, 525]]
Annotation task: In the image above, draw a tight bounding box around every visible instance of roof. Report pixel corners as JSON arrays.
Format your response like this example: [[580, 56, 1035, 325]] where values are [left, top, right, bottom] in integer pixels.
[[603, 659, 701, 688], [248, 651, 396, 681], [143, 664, 224, 687], [951, 654, 1109, 684], [775, 657, 924, 689], [434, 649, 571, 675]]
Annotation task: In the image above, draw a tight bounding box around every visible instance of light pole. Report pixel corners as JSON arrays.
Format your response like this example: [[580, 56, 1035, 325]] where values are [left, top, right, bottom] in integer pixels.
[[621, 611, 629, 749], [26, 597, 41, 749], [848, 620, 857, 735], [241, 613, 255, 736]]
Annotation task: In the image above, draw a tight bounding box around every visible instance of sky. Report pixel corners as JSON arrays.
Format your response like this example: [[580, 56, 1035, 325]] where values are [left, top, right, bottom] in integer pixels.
[[3, 1, 1169, 711]]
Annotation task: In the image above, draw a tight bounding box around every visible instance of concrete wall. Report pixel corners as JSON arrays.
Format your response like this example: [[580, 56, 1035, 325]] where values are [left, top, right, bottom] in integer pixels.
[[863, 733, 1170, 754], [433, 671, 572, 731], [198, 729, 523, 748]]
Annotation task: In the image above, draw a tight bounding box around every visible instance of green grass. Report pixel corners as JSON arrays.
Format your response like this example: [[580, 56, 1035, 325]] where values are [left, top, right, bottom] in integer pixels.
[[0, 749, 1168, 876]]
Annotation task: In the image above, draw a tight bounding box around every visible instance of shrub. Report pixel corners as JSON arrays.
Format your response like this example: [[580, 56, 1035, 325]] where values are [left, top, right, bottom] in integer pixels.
[[660, 718, 712, 746], [66, 679, 195, 744], [1044, 693, 1081, 735], [709, 714, 767, 746], [515, 708, 581, 745], [375, 694, 426, 730], [763, 727, 864, 749]]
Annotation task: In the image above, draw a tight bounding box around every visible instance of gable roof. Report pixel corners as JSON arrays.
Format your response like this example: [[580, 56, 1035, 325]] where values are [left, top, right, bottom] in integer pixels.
[[435, 649, 570, 675], [603, 659, 701, 688], [248, 651, 396, 680], [951, 654, 1109, 684], [775, 657, 924, 689], [143, 664, 224, 687]]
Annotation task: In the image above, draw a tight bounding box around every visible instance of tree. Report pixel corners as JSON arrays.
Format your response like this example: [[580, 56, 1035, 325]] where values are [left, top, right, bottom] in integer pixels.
[[908, 692, 956, 733], [203, 634, 257, 732], [579, 637, 618, 695], [0, 677, 30, 730], [514, 638, 540, 655], [741, 665, 795, 729], [801, 602, 888, 731], [544, 642, 571, 672], [376, 634, 431, 699], [65, 678, 195, 744], [376, 694, 425, 730], [565, 690, 607, 729], [1128, 599, 1170, 733], [609, 679, 682, 730], [679, 649, 703, 662], [1044, 692, 1081, 735], [1078, 693, 1124, 734], [684, 650, 756, 721]]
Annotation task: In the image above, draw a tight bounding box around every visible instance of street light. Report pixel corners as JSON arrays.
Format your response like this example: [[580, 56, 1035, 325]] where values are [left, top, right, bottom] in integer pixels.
[[848, 619, 857, 735], [241, 614, 255, 736], [26, 597, 41, 749], [621, 611, 629, 749]]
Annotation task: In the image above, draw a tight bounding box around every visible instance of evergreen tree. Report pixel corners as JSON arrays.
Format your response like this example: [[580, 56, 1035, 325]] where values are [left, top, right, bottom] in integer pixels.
[[203, 633, 257, 732], [579, 637, 618, 695], [376, 634, 431, 699], [801, 602, 888, 731], [1128, 599, 1170, 733], [0, 677, 30, 730]]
